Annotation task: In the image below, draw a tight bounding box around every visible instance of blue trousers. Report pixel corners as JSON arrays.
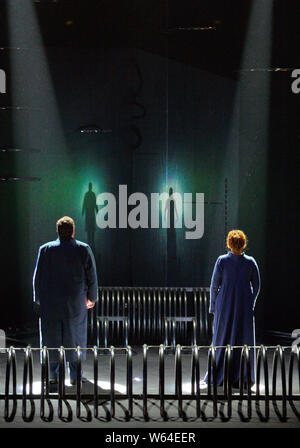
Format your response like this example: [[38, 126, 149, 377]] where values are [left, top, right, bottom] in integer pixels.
[[39, 315, 87, 381], [50, 361, 82, 382]]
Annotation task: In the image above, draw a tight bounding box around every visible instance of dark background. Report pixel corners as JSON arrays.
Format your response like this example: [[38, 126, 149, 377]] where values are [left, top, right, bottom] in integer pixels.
[[0, 0, 299, 339]]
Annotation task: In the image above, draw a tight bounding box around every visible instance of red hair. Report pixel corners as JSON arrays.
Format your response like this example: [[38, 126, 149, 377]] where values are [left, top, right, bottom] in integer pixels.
[[226, 229, 247, 253]]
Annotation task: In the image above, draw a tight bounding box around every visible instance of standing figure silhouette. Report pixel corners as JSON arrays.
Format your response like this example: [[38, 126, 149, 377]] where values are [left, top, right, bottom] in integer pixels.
[[164, 187, 179, 286], [82, 182, 98, 249]]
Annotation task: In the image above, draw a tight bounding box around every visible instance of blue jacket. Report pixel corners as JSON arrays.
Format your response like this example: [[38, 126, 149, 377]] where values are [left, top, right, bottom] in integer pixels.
[[33, 238, 98, 320]]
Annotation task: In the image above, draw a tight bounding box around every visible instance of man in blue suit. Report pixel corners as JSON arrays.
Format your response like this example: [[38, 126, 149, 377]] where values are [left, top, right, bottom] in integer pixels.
[[33, 216, 98, 385]]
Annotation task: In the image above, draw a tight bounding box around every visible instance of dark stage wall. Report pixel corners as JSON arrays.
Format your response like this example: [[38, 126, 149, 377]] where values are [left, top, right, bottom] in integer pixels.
[[0, 48, 240, 328], [1, 43, 298, 337]]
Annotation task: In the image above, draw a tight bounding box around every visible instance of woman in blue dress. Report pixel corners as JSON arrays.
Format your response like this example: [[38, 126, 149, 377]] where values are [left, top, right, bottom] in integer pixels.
[[203, 230, 260, 388]]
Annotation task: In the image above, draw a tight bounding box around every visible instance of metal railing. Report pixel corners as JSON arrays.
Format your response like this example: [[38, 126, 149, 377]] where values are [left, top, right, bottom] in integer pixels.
[[90, 287, 212, 346], [0, 344, 299, 422]]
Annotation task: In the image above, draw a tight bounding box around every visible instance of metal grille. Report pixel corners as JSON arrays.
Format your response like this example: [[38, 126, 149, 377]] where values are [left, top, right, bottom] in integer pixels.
[[91, 287, 212, 346], [0, 344, 299, 422]]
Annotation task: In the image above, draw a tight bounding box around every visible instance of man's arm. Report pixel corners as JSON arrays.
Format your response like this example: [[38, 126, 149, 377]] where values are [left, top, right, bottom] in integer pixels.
[[85, 246, 98, 303], [33, 246, 44, 305], [209, 257, 222, 314]]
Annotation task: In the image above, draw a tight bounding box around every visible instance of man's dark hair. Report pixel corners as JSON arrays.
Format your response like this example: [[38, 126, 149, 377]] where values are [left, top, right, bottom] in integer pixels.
[[56, 216, 75, 240]]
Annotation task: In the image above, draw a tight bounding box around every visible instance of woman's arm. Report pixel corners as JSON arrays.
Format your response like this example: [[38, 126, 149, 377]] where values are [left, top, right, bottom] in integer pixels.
[[250, 258, 261, 310], [209, 257, 222, 313]]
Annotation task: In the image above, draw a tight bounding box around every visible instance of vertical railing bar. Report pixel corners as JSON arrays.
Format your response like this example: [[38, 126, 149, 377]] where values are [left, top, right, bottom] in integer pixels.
[[159, 344, 166, 419], [192, 320, 197, 347], [193, 345, 201, 417], [58, 347, 65, 419], [143, 344, 148, 419], [41, 346, 46, 419], [121, 289, 125, 346], [142, 289, 146, 342], [272, 345, 287, 419], [163, 290, 167, 339], [184, 290, 188, 343], [104, 288, 108, 330], [110, 346, 115, 418], [178, 289, 182, 344], [127, 346, 133, 418], [100, 288, 104, 320], [172, 319, 176, 350], [22, 346, 28, 420], [93, 346, 99, 418], [168, 289, 172, 343], [225, 345, 232, 418], [175, 345, 183, 418], [40, 346, 53, 421], [104, 318, 108, 349], [76, 347, 82, 419], [256, 345, 269, 419], [152, 289, 156, 343], [96, 318, 100, 347], [132, 289, 136, 344], [164, 320, 168, 347], [173, 288, 175, 319], [280, 346, 287, 418], [211, 346, 218, 418], [125, 320, 129, 347], [4, 346, 17, 422], [22, 346, 35, 422], [246, 345, 252, 419], [263, 346, 270, 417], [240, 345, 252, 419], [148, 289, 152, 344], [116, 289, 120, 345], [207, 346, 212, 397], [203, 289, 209, 343], [158, 289, 162, 342], [127, 289, 130, 345], [288, 345, 300, 399], [137, 289, 141, 341], [198, 289, 202, 342]]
